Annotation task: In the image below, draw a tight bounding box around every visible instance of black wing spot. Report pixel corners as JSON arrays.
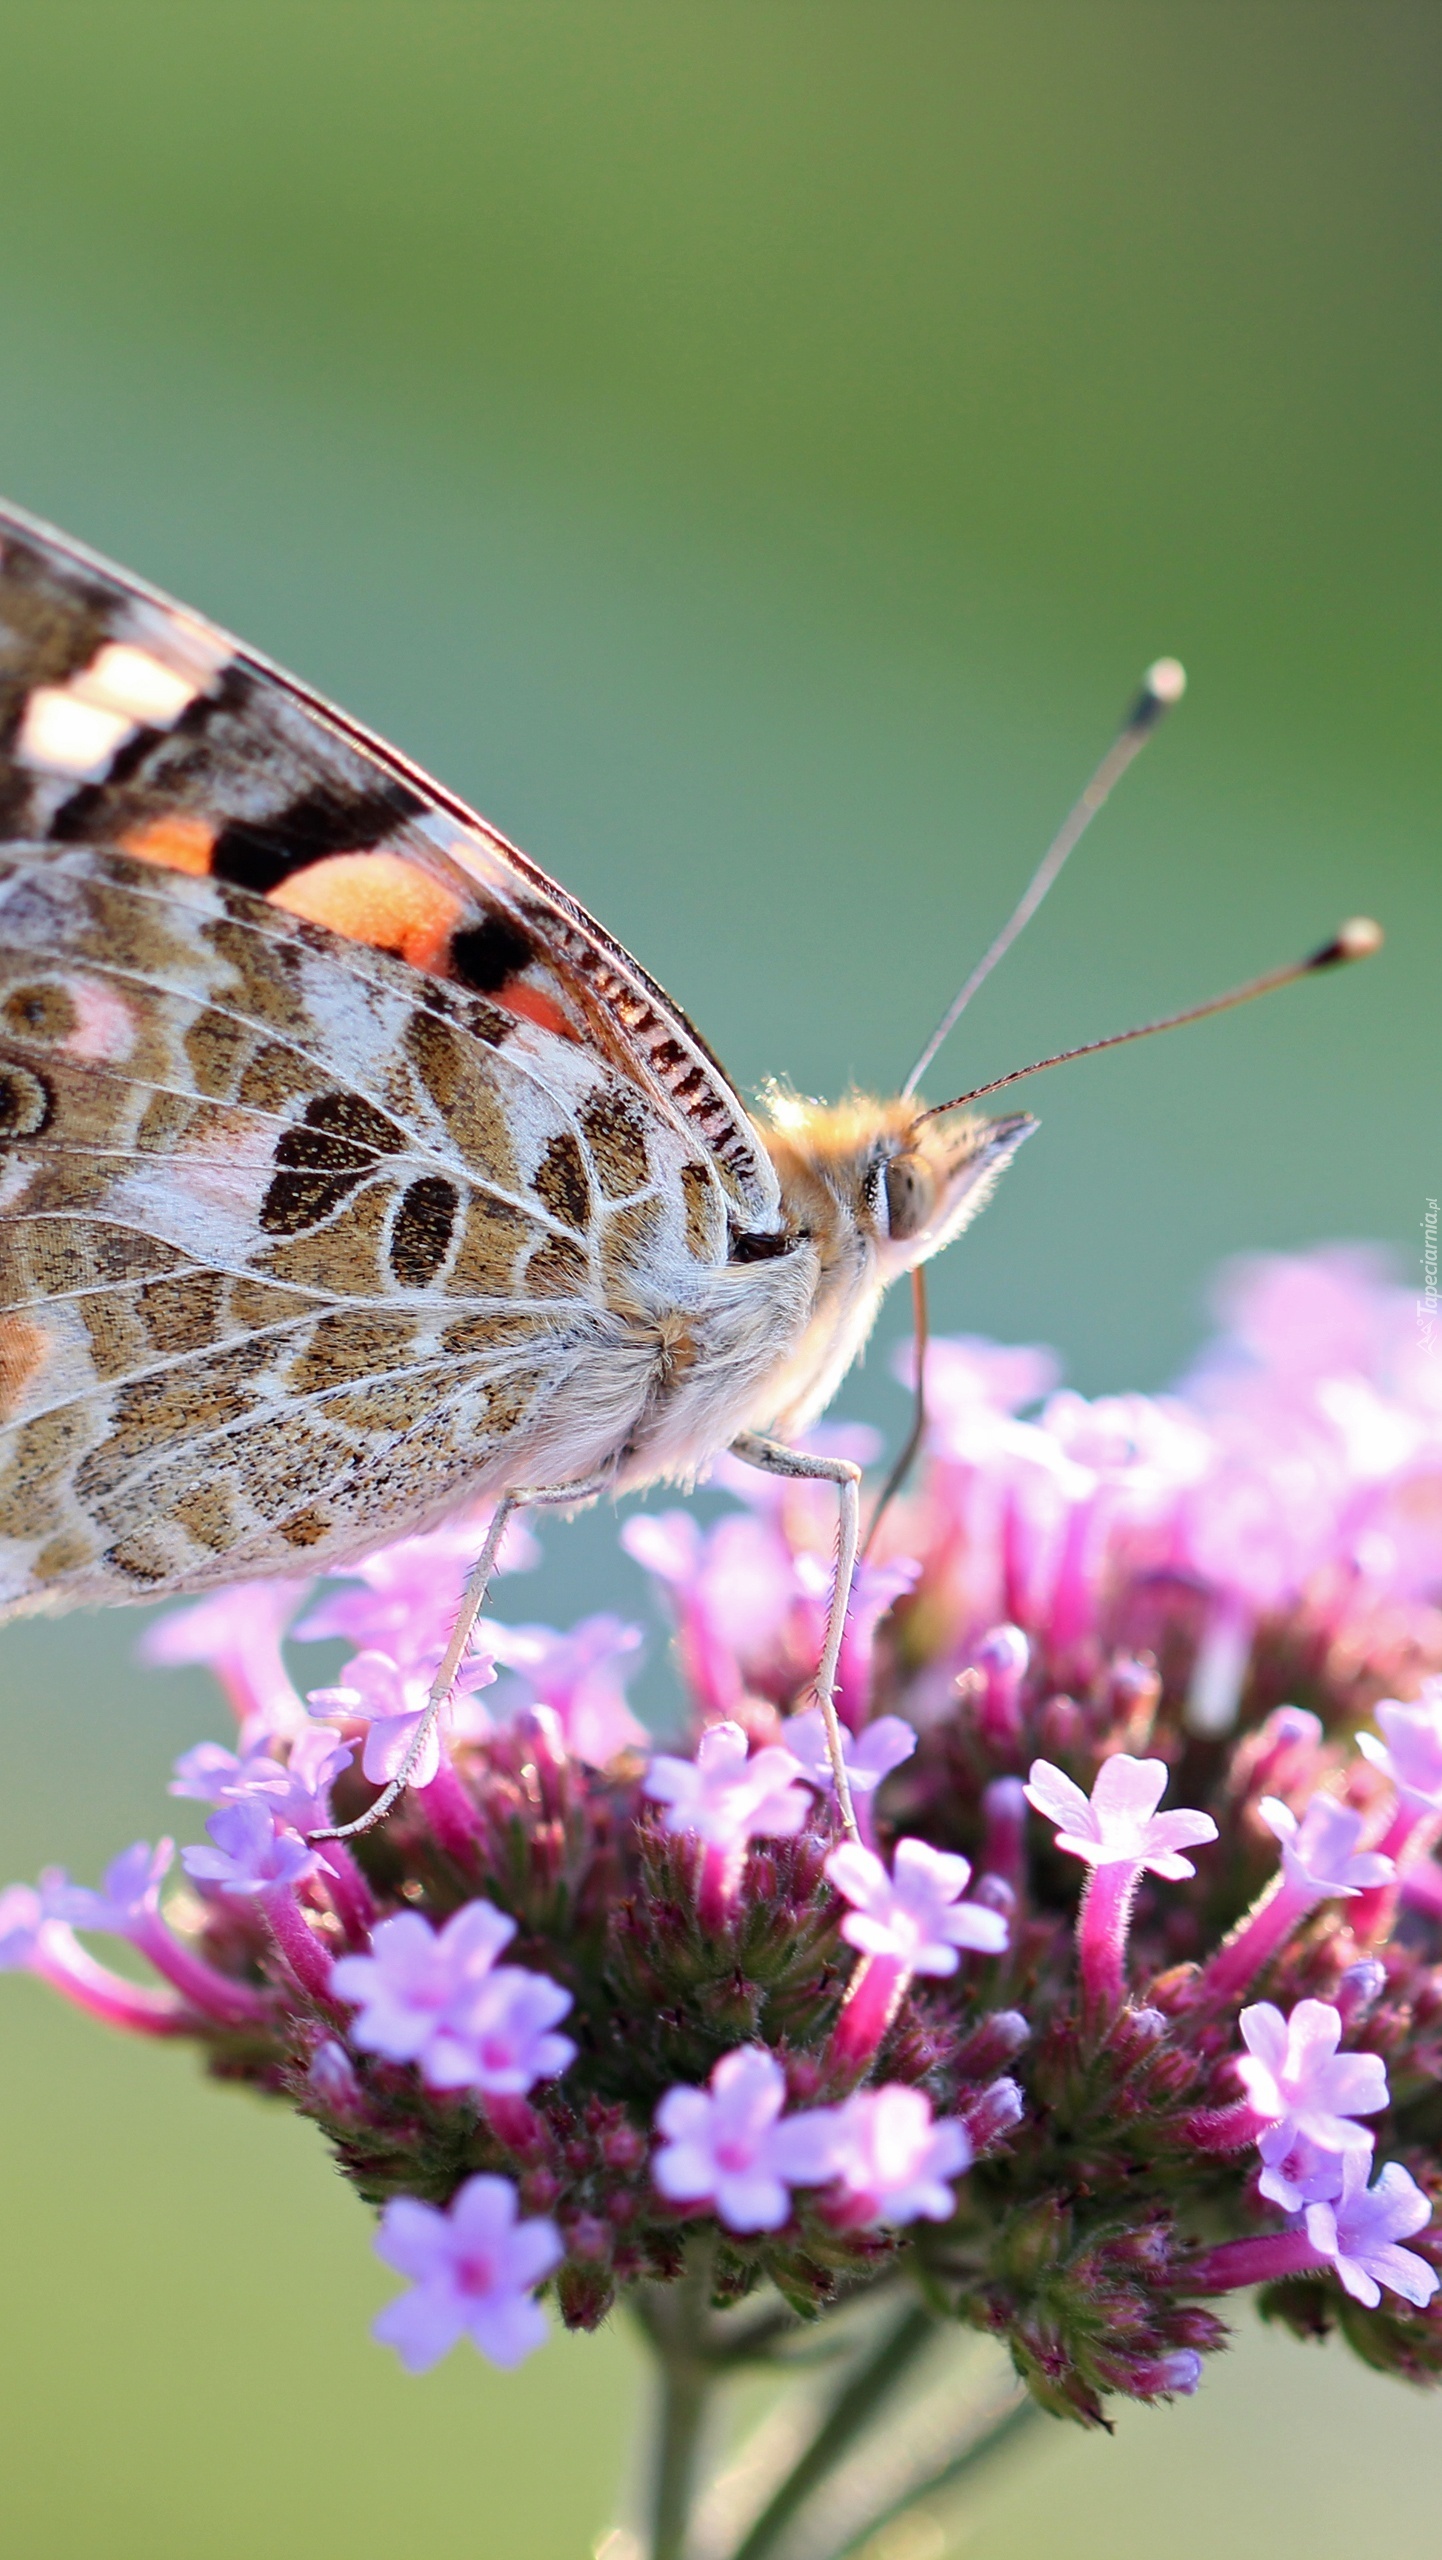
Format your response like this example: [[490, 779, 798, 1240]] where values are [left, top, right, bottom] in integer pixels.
[[390, 1175, 461, 1288], [210, 781, 426, 894], [301, 1090, 406, 1155], [0, 1062, 53, 1141], [449, 913, 534, 994], [534, 1132, 591, 1233], [259, 1166, 366, 1235], [49, 722, 169, 838]]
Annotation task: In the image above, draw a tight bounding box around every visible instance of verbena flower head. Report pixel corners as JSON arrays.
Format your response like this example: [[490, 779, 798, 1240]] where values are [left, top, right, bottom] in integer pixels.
[[1358, 1684, 1442, 1811], [653, 2048, 839, 2232], [182, 1802, 321, 1896], [1025, 1755, 1218, 1878], [822, 2085, 974, 2228], [1304, 2155, 1441, 2310], [643, 1721, 813, 1850], [6, 1245, 1442, 2416], [372, 2176, 562, 2371], [1235, 1998, 1389, 2161], [826, 1838, 1008, 1972], [784, 1708, 917, 1802], [1259, 1796, 1393, 1898]]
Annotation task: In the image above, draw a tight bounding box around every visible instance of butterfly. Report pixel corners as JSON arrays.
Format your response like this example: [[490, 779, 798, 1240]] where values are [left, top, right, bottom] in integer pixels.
[[0, 500, 1376, 1836]]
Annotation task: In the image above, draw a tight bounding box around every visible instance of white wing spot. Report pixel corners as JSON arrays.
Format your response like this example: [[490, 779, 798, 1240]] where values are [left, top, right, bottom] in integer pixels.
[[16, 689, 133, 778], [76, 643, 199, 726], [16, 638, 213, 780]]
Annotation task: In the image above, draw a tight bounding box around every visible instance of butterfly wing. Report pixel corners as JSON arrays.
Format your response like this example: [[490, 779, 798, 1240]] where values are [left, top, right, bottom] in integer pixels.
[[0, 503, 776, 1614]]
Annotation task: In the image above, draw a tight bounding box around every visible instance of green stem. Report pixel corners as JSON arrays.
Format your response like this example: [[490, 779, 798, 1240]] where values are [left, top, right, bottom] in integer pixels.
[[650, 2347, 712, 2560], [635, 2244, 720, 2560], [728, 2301, 937, 2560], [830, 2393, 1041, 2560]]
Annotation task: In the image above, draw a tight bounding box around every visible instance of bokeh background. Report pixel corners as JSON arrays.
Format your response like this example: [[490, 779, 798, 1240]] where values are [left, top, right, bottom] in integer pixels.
[[0, 7, 1437, 2553]]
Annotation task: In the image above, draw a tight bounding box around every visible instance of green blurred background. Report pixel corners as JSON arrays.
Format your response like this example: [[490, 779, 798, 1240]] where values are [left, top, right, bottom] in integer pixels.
[[0, 6, 1437, 2552]]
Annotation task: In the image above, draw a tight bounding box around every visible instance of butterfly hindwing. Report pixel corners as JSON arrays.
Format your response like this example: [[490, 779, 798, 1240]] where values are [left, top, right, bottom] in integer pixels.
[[0, 656, 749, 1613]]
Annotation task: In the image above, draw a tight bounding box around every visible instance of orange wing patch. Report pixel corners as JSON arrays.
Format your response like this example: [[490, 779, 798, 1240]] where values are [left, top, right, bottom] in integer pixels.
[[267, 850, 465, 973], [119, 814, 216, 875]]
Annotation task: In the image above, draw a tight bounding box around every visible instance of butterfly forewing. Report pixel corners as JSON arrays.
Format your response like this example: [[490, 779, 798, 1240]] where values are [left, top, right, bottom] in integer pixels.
[[0, 504, 769, 1614]]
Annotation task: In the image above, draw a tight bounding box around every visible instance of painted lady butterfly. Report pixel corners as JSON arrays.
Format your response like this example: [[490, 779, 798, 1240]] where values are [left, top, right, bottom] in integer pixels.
[[0, 501, 1377, 1835]]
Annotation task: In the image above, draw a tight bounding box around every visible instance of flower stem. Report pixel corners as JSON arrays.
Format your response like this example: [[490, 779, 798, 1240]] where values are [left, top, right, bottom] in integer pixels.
[[1199, 1876, 1314, 2004], [1078, 1859, 1137, 2019], [634, 2241, 720, 2560], [728, 2300, 936, 2560], [830, 2390, 1041, 2560], [650, 2343, 712, 2560]]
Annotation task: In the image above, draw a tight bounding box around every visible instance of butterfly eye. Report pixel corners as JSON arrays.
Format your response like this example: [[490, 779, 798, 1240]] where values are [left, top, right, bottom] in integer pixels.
[[883, 1151, 934, 1243]]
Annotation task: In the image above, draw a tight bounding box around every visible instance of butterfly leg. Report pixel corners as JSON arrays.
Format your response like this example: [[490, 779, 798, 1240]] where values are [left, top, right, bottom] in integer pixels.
[[727, 1431, 863, 1845], [311, 1475, 611, 1842]]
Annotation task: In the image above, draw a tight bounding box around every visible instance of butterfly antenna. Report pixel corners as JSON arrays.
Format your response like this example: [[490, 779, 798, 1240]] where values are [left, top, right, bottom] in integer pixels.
[[861, 1267, 929, 1561], [902, 657, 1188, 1099], [914, 918, 1384, 1123]]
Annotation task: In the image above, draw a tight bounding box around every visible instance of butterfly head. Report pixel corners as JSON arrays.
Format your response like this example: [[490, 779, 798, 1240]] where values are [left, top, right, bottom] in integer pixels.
[[758, 1089, 1037, 1279]]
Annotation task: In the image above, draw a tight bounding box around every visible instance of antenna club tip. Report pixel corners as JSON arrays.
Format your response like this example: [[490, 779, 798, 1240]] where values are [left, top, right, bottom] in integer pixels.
[[1143, 656, 1187, 706], [1309, 916, 1384, 969]]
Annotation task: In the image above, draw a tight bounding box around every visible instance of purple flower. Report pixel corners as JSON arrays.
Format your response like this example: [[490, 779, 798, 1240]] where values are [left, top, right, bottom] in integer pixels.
[[182, 1802, 321, 1896], [486, 1614, 647, 1766], [1256, 2129, 1357, 2215], [0, 1881, 187, 2035], [783, 1708, 916, 1801], [332, 1903, 516, 2073], [171, 1730, 355, 1830], [0, 1882, 44, 1967], [295, 1512, 536, 1664], [1258, 1795, 1393, 1897], [964, 2074, 1026, 2152], [1236, 2000, 1388, 2173], [425, 1965, 576, 2097], [643, 1723, 813, 1853], [42, 1839, 173, 1934], [652, 2047, 839, 2232], [1358, 1685, 1442, 1813], [964, 1624, 1031, 1751], [34, 1837, 277, 2029], [372, 2175, 561, 2371], [170, 1741, 272, 1803], [1025, 1756, 1218, 1879], [308, 1644, 495, 1787], [1203, 1791, 1395, 2004], [826, 1839, 1009, 1972], [1304, 2154, 1440, 2310], [141, 1581, 306, 1748], [822, 2085, 972, 2228], [624, 1509, 797, 1719]]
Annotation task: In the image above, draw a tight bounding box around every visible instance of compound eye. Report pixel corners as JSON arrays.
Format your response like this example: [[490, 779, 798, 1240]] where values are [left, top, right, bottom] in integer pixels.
[[883, 1151, 934, 1242]]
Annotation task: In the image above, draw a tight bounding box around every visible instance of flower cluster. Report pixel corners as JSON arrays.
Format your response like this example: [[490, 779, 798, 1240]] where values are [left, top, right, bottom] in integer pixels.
[[4, 1246, 1442, 2426]]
